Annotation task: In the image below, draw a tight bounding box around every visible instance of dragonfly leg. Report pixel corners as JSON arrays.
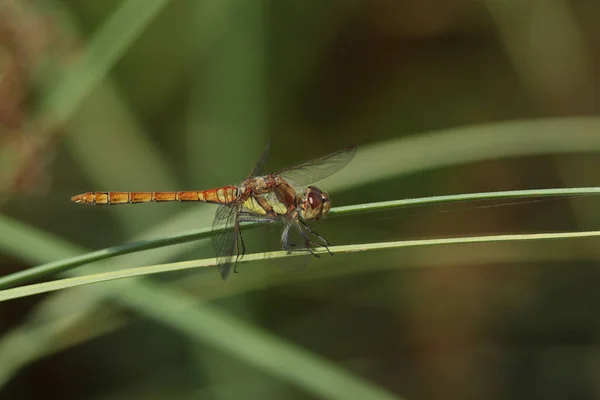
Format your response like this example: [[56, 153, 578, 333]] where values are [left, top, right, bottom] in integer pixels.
[[294, 224, 324, 258], [300, 220, 331, 245], [299, 220, 333, 256], [281, 224, 293, 253], [239, 230, 246, 258], [255, 196, 280, 219], [234, 213, 279, 273], [233, 224, 245, 275]]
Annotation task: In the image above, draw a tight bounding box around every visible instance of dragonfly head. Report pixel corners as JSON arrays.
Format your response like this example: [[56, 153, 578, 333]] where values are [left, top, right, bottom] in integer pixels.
[[300, 186, 331, 221]]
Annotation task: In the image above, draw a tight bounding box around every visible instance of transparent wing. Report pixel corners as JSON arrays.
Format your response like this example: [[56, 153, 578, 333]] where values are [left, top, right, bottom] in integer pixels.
[[246, 142, 271, 179], [275, 223, 312, 273], [277, 146, 357, 186], [212, 204, 241, 280], [248, 220, 311, 273]]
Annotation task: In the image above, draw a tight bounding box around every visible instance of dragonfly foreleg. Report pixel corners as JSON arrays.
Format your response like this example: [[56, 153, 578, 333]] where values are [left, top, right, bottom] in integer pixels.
[[294, 224, 326, 258], [299, 220, 333, 256]]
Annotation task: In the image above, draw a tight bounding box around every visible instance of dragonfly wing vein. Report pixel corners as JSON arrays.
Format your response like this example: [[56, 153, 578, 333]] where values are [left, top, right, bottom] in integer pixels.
[[277, 146, 356, 186], [246, 142, 271, 179], [212, 204, 241, 280]]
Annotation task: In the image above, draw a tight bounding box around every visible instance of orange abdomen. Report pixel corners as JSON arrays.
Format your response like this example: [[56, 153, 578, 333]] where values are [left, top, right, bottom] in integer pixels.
[[71, 186, 240, 206]]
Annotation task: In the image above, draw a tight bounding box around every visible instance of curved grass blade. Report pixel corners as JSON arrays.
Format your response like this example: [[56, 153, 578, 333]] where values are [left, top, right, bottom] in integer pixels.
[[98, 280, 405, 400], [3, 229, 600, 302], [328, 187, 600, 217], [0, 214, 403, 400], [41, 0, 171, 121], [1, 186, 600, 289], [318, 117, 600, 195]]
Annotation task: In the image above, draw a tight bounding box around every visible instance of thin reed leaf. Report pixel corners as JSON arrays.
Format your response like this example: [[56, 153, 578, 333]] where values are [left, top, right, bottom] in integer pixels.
[[2, 230, 600, 302], [41, 0, 171, 121], [1, 186, 599, 289]]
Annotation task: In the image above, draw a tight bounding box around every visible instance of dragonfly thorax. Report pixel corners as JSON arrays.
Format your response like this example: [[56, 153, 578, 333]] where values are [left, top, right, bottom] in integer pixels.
[[299, 186, 331, 221]]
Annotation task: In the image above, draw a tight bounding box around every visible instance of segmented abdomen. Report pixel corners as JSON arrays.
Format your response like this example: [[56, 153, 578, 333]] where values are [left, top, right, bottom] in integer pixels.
[[71, 186, 240, 205]]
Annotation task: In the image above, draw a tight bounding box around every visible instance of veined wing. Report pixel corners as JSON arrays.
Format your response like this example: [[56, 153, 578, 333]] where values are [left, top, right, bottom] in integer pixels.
[[212, 203, 241, 280], [277, 146, 357, 186], [246, 142, 271, 179]]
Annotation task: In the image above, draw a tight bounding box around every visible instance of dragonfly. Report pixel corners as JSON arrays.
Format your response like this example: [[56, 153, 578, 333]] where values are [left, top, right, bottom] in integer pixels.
[[71, 145, 357, 280]]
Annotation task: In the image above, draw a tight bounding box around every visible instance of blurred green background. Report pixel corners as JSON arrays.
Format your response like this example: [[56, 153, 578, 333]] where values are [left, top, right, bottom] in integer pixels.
[[1, 0, 600, 399]]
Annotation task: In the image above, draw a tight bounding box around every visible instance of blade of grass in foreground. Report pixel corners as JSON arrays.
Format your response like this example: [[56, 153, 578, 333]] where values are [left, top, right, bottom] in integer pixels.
[[0, 220, 402, 400], [2, 230, 600, 302], [1, 186, 599, 290], [104, 279, 404, 400]]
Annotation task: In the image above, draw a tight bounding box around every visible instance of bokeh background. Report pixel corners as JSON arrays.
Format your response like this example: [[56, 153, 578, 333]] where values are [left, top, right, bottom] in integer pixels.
[[1, 0, 600, 399]]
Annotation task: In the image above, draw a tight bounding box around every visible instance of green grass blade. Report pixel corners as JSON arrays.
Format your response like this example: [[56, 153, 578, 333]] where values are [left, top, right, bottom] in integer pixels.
[[41, 0, 171, 121], [0, 225, 210, 290], [2, 186, 599, 289], [102, 280, 404, 400], [328, 187, 600, 217], [0, 215, 402, 400], [319, 116, 600, 193], [3, 230, 600, 302], [43, 0, 179, 232]]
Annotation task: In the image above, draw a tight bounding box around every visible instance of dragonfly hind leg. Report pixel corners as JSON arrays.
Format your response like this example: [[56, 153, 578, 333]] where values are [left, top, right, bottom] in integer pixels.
[[229, 212, 281, 274], [233, 226, 245, 274]]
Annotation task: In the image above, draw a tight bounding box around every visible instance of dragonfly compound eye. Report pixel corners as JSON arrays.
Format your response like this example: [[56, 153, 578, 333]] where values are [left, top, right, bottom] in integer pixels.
[[321, 192, 331, 215], [303, 186, 329, 220]]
